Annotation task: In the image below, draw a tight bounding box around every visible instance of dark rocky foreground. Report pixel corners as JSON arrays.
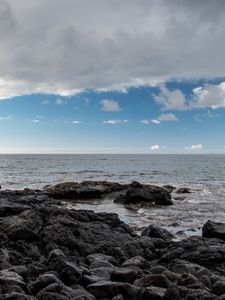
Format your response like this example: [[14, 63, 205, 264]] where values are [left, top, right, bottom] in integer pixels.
[[0, 181, 224, 299]]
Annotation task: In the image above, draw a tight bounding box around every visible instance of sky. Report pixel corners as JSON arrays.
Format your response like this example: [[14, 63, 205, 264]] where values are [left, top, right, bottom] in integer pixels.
[[0, 0, 225, 154]]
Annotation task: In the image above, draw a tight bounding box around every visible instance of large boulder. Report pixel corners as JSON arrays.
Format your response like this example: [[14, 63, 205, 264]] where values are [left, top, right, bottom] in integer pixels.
[[202, 220, 225, 241], [114, 187, 172, 206]]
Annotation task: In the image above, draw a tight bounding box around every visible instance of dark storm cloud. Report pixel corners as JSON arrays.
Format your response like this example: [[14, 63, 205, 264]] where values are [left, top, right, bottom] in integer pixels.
[[0, 0, 225, 99]]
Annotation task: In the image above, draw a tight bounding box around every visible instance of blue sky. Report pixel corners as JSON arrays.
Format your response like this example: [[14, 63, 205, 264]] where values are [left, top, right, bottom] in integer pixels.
[[0, 0, 225, 153], [0, 79, 225, 153]]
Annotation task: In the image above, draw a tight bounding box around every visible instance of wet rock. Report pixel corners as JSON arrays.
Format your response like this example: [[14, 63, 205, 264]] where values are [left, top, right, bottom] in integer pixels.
[[163, 185, 176, 192], [202, 220, 225, 241], [177, 188, 191, 194], [76, 187, 102, 199], [141, 224, 173, 242], [114, 186, 172, 206]]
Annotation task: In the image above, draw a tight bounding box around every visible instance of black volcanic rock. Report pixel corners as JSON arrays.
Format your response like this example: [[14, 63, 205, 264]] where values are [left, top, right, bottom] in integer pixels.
[[114, 186, 172, 206], [141, 224, 173, 242], [202, 220, 225, 241], [0, 182, 223, 299]]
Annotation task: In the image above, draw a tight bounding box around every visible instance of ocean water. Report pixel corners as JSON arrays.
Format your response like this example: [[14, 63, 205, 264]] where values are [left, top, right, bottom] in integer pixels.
[[1, 154, 225, 238]]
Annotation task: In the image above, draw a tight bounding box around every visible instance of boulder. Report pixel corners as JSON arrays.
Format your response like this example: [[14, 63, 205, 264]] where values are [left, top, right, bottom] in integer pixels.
[[141, 225, 173, 242], [87, 280, 142, 300], [202, 220, 225, 241], [114, 187, 172, 206], [134, 274, 171, 288], [110, 268, 140, 284]]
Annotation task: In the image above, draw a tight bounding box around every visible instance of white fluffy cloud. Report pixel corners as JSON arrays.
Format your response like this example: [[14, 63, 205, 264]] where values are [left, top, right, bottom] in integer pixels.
[[150, 145, 160, 150], [103, 119, 128, 124], [0, 0, 225, 99], [185, 144, 203, 150], [100, 99, 121, 111], [192, 82, 225, 109]]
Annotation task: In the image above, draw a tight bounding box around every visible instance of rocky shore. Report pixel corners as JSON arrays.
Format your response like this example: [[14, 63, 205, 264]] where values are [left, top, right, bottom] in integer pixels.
[[0, 181, 225, 299]]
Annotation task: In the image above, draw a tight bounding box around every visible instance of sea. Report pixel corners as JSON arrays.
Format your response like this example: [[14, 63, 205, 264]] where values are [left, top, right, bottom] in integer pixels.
[[1, 154, 225, 239]]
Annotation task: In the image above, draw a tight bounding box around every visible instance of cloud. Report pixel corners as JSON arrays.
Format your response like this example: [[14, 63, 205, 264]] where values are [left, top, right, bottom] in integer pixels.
[[100, 99, 121, 112], [30, 119, 40, 123], [151, 119, 161, 124], [150, 145, 160, 150], [185, 144, 203, 150], [72, 120, 82, 124], [153, 86, 186, 110], [103, 119, 128, 124], [56, 98, 67, 105], [141, 113, 177, 125], [42, 99, 51, 105], [0, 0, 225, 99], [192, 82, 225, 109], [0, 115, 12, 120], [157, 113, 178, 122]]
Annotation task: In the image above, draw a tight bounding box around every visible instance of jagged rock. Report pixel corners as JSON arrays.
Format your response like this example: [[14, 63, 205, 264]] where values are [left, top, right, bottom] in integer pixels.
[[0, 210, 43, 241], [0, 270, 26, 293], [122, 256, 151, 270], [141, 225, 173, 242], [114, 186, 172, 206], [28, 273, 62, 295], [55, 260, 83, 285]]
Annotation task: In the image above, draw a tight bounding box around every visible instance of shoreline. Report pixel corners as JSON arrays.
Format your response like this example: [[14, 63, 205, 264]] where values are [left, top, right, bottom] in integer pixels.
[[0, 181, 224, 299]]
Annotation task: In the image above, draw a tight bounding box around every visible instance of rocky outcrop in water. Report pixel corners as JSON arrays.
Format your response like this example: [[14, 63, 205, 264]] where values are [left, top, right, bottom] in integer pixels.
[[0, 181, 223, 299], [47, 181, 173, 206]]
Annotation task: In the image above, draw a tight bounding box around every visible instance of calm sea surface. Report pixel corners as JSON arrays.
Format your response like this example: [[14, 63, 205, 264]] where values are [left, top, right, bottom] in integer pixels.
[[1, 154, 225, 238]]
